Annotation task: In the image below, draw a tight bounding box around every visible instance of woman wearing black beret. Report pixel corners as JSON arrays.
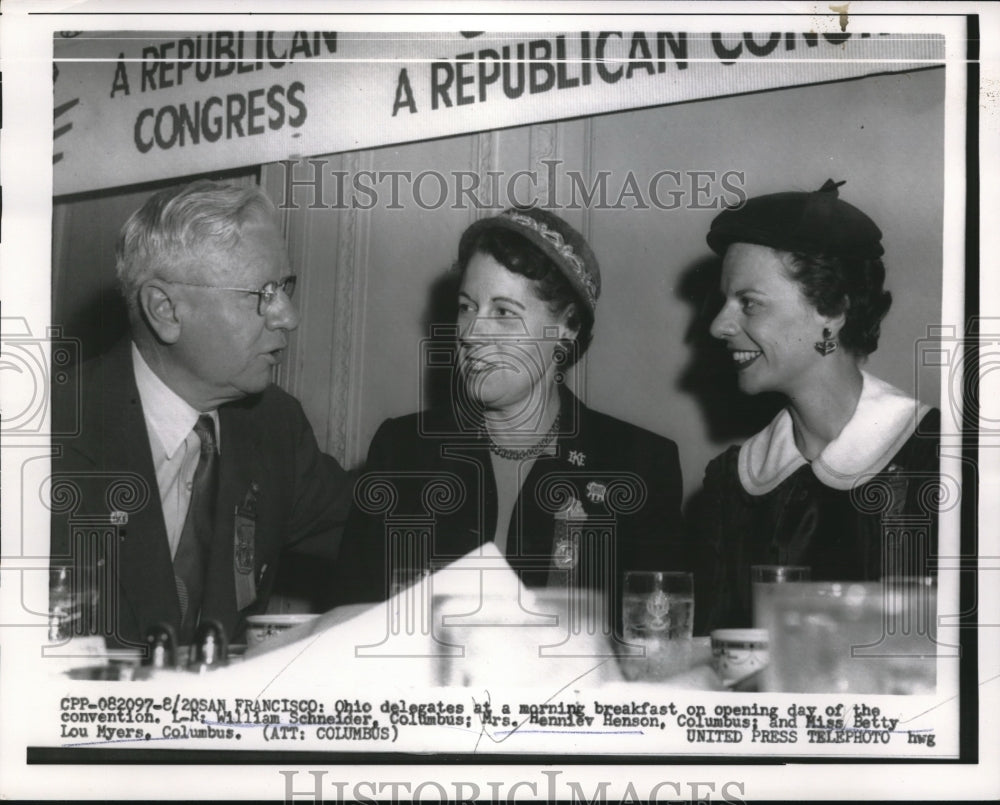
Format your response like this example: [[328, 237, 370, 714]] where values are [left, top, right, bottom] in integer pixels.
[[694, 180, 940, 633], [333, 207, 685, 632]]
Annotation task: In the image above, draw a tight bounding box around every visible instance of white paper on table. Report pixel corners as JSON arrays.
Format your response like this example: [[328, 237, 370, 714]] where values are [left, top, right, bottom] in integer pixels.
[[211, 542, 622, 693]]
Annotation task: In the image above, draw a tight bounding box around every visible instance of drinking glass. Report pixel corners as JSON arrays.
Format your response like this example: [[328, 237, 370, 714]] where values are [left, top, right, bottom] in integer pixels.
[[759, 579, 939, 694], [619, 571, 694, 681], [872, 575, 940, 695], [48, 565, 98, 641], [751, 565, 811, 629]]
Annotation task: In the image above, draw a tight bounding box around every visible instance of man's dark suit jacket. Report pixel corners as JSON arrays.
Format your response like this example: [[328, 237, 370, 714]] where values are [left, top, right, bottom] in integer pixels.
[[332, 387, 686, 627], [50, 339, 352, 646]]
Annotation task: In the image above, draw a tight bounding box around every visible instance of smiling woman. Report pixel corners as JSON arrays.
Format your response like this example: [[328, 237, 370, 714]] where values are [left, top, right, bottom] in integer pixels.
[[692, 181, 941, 633], [332, 207, 687, 632]]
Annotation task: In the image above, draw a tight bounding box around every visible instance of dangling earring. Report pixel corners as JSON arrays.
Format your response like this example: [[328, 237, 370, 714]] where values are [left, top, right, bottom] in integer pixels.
[[552, 341, 571, 383], [814, 327, 838, 356]]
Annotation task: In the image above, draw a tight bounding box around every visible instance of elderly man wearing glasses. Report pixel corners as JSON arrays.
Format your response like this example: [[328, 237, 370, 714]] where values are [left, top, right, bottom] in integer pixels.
[[50, 180, 351, 648]]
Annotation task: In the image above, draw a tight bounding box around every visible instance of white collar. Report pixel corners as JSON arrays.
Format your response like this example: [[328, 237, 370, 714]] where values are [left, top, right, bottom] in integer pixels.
[[132, 342, 220, 458], [737, 371, 931, 494]]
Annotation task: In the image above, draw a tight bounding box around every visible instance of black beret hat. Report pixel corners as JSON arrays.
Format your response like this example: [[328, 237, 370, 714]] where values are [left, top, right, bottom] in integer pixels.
[[707, 179, 884, 260], [459, 207, 601, 313]]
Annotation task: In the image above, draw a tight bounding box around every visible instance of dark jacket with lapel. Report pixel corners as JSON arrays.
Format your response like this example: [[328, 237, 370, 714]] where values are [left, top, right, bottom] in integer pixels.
[[50, 340, 352, 646], [332, 389, 686, 620]]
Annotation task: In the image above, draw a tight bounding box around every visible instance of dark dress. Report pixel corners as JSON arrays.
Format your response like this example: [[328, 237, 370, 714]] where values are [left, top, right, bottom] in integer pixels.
[[332, 387, 686, 632], [693, 374, 940, 635]]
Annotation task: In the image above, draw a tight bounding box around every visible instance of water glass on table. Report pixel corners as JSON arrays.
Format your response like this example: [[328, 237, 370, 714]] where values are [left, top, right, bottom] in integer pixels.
[[48, 565, 99, 641], [751, 564, 811, 629], [619, 571, 694, 681], [758, 578, 939, 694]]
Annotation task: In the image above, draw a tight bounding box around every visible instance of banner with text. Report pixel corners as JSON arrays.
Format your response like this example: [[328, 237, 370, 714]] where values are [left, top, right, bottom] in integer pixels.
[[53, 30, 944, 195]]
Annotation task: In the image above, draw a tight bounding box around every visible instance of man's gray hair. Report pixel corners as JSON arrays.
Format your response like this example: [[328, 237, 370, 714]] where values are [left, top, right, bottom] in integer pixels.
[[116, 179, 277, 317]]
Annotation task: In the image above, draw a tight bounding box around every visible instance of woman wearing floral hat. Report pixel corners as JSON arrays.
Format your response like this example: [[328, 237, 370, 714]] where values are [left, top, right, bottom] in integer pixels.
[[333, 207, 685, 629], [693, 181, 940, 633]]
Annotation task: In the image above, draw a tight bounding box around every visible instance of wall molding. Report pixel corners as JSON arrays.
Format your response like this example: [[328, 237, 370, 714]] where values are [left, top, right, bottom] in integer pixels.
[[261, 157, 371, 467], [529, 122, 558, 208], [330, 151, 373, 468]]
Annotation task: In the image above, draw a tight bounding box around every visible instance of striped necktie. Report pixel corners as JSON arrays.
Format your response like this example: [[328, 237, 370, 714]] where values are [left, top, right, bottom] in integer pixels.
[[173, 415, 218, 644]]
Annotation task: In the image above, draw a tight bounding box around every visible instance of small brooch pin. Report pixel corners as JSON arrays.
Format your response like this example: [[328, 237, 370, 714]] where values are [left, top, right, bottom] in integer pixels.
[[586, 481, 607, 504], [552, 537, 579, 569], [554, 496, 587, 520]]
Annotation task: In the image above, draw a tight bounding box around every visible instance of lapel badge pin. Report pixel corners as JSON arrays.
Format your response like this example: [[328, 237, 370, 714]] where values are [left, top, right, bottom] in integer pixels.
[[553, 537, 579, 569], [555, 496, 587, 521]]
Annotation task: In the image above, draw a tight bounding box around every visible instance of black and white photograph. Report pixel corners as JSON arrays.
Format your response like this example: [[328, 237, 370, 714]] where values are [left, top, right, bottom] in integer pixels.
[[0, 1, 996, 801]]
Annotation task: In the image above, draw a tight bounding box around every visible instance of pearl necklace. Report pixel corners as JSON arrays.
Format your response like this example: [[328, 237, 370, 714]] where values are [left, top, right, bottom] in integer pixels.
[[486, 414, 561, 461]]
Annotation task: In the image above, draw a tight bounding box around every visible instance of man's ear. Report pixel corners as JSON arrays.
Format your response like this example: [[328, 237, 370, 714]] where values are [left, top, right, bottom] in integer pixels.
[[139, 280, 182, 344]]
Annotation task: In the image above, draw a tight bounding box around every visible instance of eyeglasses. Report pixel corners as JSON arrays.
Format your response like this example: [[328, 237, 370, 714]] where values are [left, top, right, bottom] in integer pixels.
[[166, 275, 297, 316]]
